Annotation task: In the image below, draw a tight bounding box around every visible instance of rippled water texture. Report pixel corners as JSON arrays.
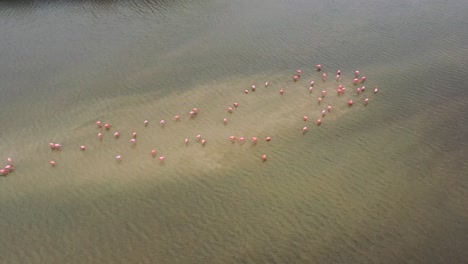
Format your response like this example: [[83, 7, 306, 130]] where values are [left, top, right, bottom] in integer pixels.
[[0, 0, 467, 263]]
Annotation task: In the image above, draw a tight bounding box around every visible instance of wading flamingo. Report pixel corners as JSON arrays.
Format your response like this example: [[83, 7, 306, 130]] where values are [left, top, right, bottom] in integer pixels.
[[252, 137, 258, 144]]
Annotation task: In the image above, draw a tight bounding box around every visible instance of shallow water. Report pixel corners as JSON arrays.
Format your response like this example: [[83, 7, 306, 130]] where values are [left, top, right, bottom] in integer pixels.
[[0, 0, 467, 263]]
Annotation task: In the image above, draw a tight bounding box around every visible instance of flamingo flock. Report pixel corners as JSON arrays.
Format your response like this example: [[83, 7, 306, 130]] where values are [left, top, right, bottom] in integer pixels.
[[1, 66, 380, 175]]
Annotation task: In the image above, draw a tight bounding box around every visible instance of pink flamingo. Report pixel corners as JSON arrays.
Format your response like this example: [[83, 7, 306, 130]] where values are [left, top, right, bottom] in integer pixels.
[[80, 145, 86, 151], [229, 136, 237, 142], [104, 123, 112, 130], [361, 76, 366, 83], [279, 89, 284, 95], [233, 102, 239, 108], [174, 115, 180, 121], [251, 84, 256, 92], [322, 73, 327, 81], [316, 64, 322, 71], [356, 87, 361, 94], [318, 97, 322, 104], [303, 116, 309, 122], [144, 120, 149, 127], [310, 81, 315, 86], [374, 87, 379, 93], [7, 158, 12, 166], [262, 154, 267, 162], [115, 155, 122, 162], [355, 70, 360, 77], [130, 138, 136, 145], [317, 119, 322, 126], [223, 118, 228, 125], [227, 107, 233, 113], [132, 132, 137, 138], [337, 69, 341, 75], [185, 138, 189, 145], [96, 121, 102, 128], [303, 126, 308, 134], [321, 90, 327, 97], [54, 143, 62, 150], [160, 120, 166, 127], [266, 136, 271, 142], [348, 100, 354, 107], [196, 135, 202, 141], [297, 69, 302, 76], [159, 156, 165, 163], [151, 150, 157, 158], [265, 82, 269, 87], [114, 132, 120, 138], [293, 75, 299, 82], [50, 160, 56, 167], [327, 105, 332, 112], [239, 137, 246, 144], [321, 110, 326, 117], [364, 98, 369, 105], [201, 139, 207, 146], [309, 87, 313, 93], [353, 78, 359, 85], [336, 75, 340, 81], [244, 89, 249, 94], [252, 137, 258, 144]]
